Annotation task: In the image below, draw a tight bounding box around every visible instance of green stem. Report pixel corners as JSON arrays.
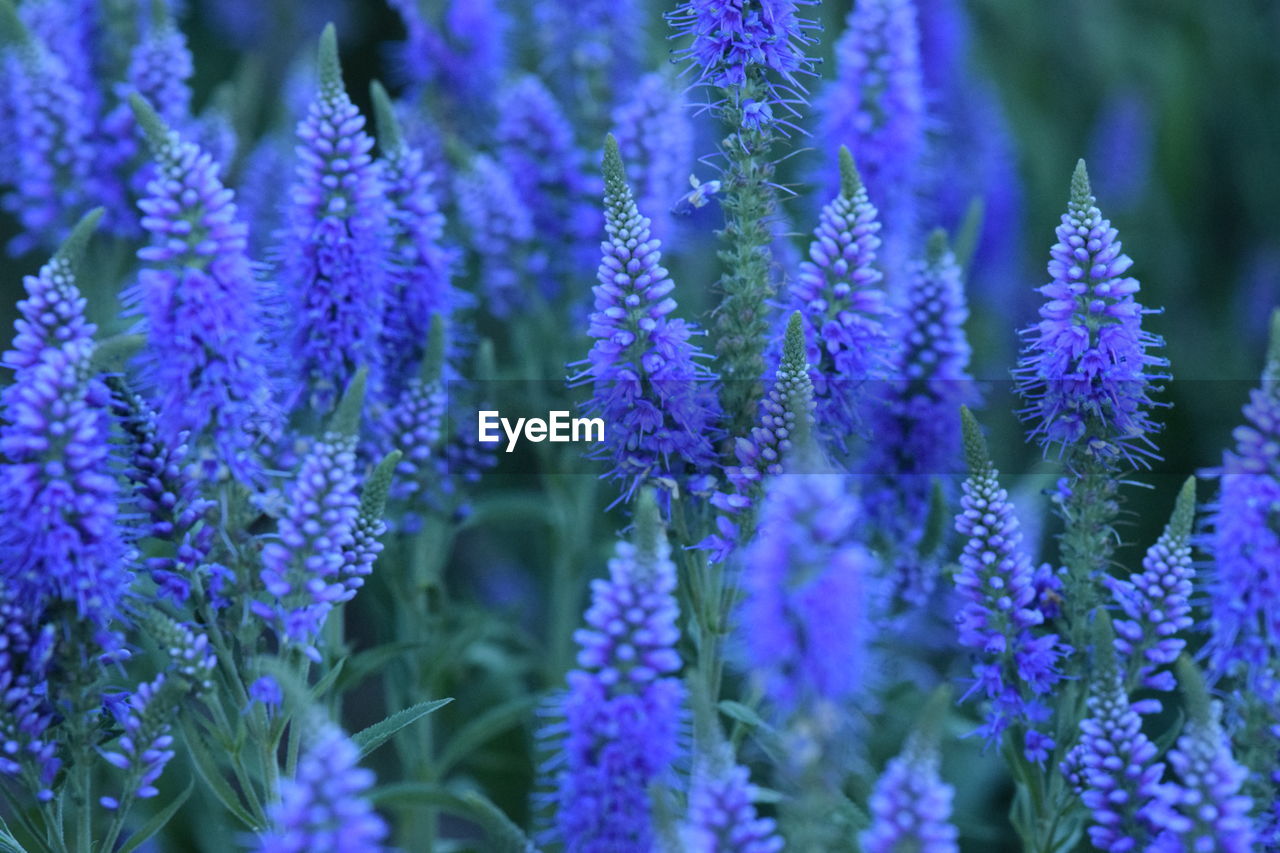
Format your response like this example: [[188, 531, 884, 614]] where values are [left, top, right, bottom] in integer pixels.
[[713, 74, 780, 438]]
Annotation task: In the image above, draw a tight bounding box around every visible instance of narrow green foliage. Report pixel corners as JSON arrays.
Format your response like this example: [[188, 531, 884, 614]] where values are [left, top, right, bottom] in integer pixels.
[[953, 197, 985, 271], [913, 684, 952, 746], [1174, 655, 1212, 725], [55, 208, 105, 267], [329, 367, 368, 436], [634, 487, 662, 566], [369, 79, 404, 153], [1265, 308, 1280, 389], [353, 698, 453, 759], [917, 479, 950, 558], [838, 146, 861, 198]]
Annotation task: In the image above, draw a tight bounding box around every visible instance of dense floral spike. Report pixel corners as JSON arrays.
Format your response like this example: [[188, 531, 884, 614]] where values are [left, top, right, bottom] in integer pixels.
[[1067, 617, 1164, 852], [611, 73, 693, 244], [821, 0, 926, 264], [702, 312, 816, 561], [537, 0, 643, 122], [953, 409, 1069, 752], [496, 75, 598, 298], [683, 747, 784, 853], [257, 718, 388, 853], [108, 376, 215, 603], [669, 0, 819, 124], [572, 136, 722, 500], [126, 97, 278, 481], [455, 154, 540, 318], [1107, 477, 1195, 692], [344, 451, 398, 595], [254, 429, 360, 660], [788, 148, 893, 441], [387, 0, 508, 119], [1148, 660, 1255, 851], [252, 376, 365, 660], [727, 312, 816, 496], [0, 582, 59, 797], [861, 736, 959, 853], [1206, 310, 1280, 682], [1015, 160, 1167, 467], [862, 232, 971, 601], [99, 675, 177, 809], [369, 82, 457, 400], [277, 25, 387, 412], [0, 6, 93, 255], [0, 211, 129, 642], [552, 492, 685, 850], [739, 449, 873, 714]]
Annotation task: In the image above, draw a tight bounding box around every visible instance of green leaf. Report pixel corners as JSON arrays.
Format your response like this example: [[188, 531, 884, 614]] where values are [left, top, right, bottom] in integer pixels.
[[952, 196, 985, 271], [717, 699, 771, 732], [92, 334, 147, 373], [435, 695, 540, 775], [353, 698, 453, 759], [184, 728, 260, 828], [117, 778, 195, 853], [371, 784, 534, 852], [1153, 707, 1186, 755], [310, 656, 347, 700]]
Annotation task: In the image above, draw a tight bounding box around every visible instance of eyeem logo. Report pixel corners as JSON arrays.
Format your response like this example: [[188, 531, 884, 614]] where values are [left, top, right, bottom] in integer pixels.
[[478, 410, 605, 453]]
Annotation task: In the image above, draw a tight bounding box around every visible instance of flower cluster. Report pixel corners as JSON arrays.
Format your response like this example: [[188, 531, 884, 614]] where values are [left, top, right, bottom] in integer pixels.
[[0, 582, 58, 797], [669, 0, 819, 126], [550, 494, 685, 850], [1107, 478, 1196, 692], [126, 98, 278, 481], [0, 213, 129, 643], [788, 147, 893, 443], [611, 72, 693, 244], [454, 154, 540, 318], [953, 409, 1068, 753], [1206, 310, 1280, 683], [277, 25, 387, 413], [1015, 160, 1167, 467], [683, 750, 784, 853], [861, 737, 959, 853], [257, 718, 388, 853], [572, 135, 722, 501], [253, 429, 360, 661], [739, 458, 873, 714], [821, 0, 926, 248], [100, 676, 177, 809]]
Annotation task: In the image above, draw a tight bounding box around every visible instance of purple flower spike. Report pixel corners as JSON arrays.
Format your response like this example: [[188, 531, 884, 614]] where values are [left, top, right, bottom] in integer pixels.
[[612, 73, 694, 245], [820, 0, 926, 262], [257, 718, 388, 853], [683, 747, 783, 853], [1206, 310, 1280, 685], [570, 136, 722, 502], [253, 376, 366, 660], [1, 13, 93, 255], [0, 211, 129, 645], [100, 676, 177, 809], [788, 147, 893, 443], [126, 96, 279, 482], [1107, 477, 1195, 692], [739, 453, 873, 714], [454, 154, 541, 319], [550, 492, 685, 851], [369, 82, 459, 401], [669, 0, 819, 127], [861, 736, 959, 853], [1148, 661, 1255, 852], [1015, 160, 1168, 468], [277, 25, 387, 413], [953, 409, 1069, 748], [1064, 624, 1164, 853], [0, 583, 59, 796]]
